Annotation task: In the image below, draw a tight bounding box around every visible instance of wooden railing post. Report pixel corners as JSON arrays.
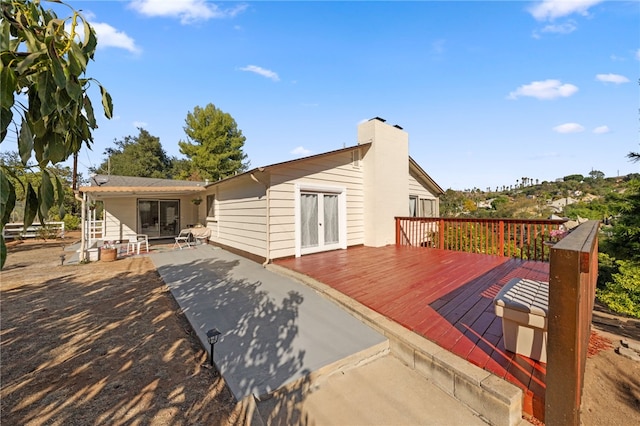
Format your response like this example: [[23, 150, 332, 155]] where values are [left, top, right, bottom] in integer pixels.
[[438, 219, 445, 249], [498, 220, 505, 257], [546, 221, 600, 425]]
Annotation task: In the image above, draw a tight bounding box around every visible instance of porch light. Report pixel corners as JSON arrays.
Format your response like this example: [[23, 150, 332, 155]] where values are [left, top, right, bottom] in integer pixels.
[[206, 328, 222, 367]]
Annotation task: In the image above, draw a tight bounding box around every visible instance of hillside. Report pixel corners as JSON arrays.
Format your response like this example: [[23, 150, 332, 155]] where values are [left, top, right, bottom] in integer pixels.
[[440, 171, 639, 221]]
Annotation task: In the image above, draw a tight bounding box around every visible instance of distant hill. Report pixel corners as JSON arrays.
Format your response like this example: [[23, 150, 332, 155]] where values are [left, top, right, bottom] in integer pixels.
[[440, 172, 639, 220]]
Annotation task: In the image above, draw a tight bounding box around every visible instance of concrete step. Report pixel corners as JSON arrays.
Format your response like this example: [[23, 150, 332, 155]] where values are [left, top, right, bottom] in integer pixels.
[[255, 355, 489, 426]]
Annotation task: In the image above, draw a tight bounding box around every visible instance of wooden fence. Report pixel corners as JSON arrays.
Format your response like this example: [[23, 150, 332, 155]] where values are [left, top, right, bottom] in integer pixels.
[[2, 222, 65, 240], [546, 220, 600, 425], [395, 217, 566, 262]]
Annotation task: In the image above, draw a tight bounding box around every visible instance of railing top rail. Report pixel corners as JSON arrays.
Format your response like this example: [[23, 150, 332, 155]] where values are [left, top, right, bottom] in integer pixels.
[[395, 217, 567, 225]]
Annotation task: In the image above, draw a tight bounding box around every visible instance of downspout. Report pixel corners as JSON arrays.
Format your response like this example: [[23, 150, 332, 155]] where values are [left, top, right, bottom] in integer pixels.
[[250, 168, 270, 266], [74, 191, 86, 263]]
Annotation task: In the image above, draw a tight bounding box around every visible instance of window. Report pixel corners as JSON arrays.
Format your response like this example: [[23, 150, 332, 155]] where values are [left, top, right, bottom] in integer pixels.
[[410, 196, 437, 217], [420, 198, 436, 217], [409, 196, 418, 217], [206, 194, 215, 218]]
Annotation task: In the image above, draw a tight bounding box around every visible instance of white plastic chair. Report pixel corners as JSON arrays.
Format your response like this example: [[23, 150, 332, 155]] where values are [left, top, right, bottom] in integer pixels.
[[127, 234, 149, 255], [173, 229, 192, 249]]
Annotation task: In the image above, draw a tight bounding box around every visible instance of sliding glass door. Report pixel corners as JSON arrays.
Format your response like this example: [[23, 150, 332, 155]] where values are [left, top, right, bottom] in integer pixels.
[[138, 199, 180, 237]]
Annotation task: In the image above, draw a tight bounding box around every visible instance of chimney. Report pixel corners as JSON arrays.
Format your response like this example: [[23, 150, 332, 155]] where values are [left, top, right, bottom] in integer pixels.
[[358, 117, 409, 247]]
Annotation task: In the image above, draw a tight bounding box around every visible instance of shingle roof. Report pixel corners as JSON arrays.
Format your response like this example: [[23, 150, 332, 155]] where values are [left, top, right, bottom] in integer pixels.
[[88, 175, 206, 188]]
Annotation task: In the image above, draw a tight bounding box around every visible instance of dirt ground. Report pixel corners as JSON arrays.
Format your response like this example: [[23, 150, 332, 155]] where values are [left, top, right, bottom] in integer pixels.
[[1, 234, 639, 425]]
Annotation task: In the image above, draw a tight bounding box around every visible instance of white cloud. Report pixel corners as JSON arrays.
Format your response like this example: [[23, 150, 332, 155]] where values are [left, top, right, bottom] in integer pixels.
[[291, 146, 312, 156], [133, 121, 148, 128], [91, 22, 140, 53], [508, 79, 578, 100], [129, 0, 248, 24], [596, 73, 630, 84], [553, 123, 584, 134], [636, 48, 640, 60], [528, 0, 603, 21], [239, 65, 280, 81], [539, 21, 577, 34], [593, 125, 610, 134]]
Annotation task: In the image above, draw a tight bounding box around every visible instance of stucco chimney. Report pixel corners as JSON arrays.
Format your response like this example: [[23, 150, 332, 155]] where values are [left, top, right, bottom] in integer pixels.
[[359, 117, 410, 247]]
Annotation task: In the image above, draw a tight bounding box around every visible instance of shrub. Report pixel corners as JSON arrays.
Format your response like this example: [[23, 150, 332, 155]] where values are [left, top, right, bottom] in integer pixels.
[[597, 259, 640, 318], [52, 214, 81, 231], [62, 214, 81, 231]]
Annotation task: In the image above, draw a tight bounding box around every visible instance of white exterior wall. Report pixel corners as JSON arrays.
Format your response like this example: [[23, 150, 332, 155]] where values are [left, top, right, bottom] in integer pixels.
[[359, 119, 410, 247], [101, 195, 198, 241], [206, 176, 268, 259], [102, 198, 137, 241], [268, 150, 365, 259]]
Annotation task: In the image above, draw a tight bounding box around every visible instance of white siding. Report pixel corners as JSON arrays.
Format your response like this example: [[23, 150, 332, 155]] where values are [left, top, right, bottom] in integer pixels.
[[268, 151, 364, 259], [103, 198, 136, 241], [207, 176, 268, 258]]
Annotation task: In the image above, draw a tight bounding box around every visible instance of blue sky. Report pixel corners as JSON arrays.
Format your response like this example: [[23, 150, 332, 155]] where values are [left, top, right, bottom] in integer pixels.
[[8, 0, 640, 190]]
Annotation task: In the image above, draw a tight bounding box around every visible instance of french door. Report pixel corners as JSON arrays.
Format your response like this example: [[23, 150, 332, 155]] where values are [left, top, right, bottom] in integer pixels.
[[300, 192, 340, 255], [138, 199, 180, 238]]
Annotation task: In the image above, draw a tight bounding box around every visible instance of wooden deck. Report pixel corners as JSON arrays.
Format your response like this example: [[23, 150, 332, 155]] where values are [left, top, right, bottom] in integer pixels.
[[275, 245, 550, 421]]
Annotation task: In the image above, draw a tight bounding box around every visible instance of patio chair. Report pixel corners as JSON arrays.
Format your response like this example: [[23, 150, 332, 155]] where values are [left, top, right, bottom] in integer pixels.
[[127, 234, 149, 255], [173, 229, 192, 249]]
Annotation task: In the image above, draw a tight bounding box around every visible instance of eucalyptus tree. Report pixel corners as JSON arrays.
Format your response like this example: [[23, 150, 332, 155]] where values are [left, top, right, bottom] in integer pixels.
[[0, 0, 113, 268], [178, 103, 249, 182]]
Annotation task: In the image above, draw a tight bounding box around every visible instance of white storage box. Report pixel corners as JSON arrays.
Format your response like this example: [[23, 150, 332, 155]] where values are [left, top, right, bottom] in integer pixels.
[[494, 278, 549, 363]]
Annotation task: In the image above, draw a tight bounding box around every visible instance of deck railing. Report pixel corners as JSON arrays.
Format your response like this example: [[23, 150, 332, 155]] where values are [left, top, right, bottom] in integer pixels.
[[395, 217, 567, 262]]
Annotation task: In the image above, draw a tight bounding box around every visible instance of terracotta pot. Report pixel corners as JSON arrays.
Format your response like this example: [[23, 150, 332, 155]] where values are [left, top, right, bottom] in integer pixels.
[[100, 247, 117, 262]]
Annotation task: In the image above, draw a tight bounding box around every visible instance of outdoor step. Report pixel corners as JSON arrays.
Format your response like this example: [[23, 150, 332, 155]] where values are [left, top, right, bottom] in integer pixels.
[[255, 355, 489, 426]]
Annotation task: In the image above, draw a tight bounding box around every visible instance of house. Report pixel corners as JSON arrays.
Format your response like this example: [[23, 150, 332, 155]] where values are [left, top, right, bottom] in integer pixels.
[[80, 117, 444, 262], [547, 196, 579, 213]]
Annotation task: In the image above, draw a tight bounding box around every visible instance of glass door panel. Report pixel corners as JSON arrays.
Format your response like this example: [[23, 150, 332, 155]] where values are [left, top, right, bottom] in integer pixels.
[[300, 193, 319, 248], [323, 194, 339, 244], [139, 200, 160, 237], [160, 201, 179, 237]]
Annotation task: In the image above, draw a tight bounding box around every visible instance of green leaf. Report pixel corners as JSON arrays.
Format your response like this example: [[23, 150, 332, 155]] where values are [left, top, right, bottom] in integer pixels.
[[54, 173, 66, 212], [15, 51, 45, 75], [37, 71, 57, 117], [67, 44, 84, 75], [47, 136, 67, 163], [0, 18, 10, 51], [18, 118, 34, 165], [0, 107, 13, 141], [83, 95, 96, 128], [0, 64, 16, 110], [0, 168, 17, 226], [0, 234, 6, 270], [39, 169, 54, 219], [24, 182, 38, 227], [82, 20, 97, 57], [100, 85, 113, 119], [46, 39, 66, 88]]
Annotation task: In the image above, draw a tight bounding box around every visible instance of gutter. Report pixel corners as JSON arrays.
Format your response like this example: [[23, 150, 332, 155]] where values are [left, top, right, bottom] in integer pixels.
[[75, 191, 87, 263]]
